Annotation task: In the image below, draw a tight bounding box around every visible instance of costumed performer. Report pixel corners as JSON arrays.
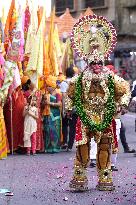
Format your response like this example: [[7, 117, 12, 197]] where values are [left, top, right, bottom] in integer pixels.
[[65, 14, 131, 191]]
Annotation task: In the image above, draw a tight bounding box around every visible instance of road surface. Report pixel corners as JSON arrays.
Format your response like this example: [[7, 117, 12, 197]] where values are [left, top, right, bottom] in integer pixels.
[[0, 113, 136, 205]]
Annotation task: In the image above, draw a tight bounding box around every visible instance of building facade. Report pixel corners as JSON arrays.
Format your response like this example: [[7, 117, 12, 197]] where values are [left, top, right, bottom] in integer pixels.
[[52, 0, 115, 21], [114, 0, 136, 80], [51, 0, 136, 79], [52, 0, 136, 37]]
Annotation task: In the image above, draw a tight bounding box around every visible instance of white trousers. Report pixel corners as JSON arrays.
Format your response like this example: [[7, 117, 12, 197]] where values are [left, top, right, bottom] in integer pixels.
[[90, 138, 97, 160]]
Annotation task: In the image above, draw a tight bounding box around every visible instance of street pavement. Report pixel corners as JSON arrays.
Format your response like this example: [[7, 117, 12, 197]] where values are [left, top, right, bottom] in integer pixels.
[[0, 113, 136, 205]]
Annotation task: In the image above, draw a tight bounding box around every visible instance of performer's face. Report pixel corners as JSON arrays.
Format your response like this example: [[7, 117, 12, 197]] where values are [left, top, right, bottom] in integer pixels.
[[90, 63, 103, 74]]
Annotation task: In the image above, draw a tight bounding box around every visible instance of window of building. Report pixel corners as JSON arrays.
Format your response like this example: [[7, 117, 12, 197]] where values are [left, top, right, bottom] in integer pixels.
[[55, 0, 74, 13], [129, 8, 136, 24], [84, 0, 105, 8]]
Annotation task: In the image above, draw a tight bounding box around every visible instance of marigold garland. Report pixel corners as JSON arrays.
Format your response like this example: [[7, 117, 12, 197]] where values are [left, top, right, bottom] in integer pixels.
[[74, 74, 115, 132]]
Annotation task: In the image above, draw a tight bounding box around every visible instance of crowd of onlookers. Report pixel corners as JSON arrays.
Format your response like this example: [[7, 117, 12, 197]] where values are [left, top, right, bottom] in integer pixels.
[[0, 66, 79, 159]]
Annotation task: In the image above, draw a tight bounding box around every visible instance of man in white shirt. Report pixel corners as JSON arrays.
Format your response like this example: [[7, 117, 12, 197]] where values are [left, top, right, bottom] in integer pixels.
[[60, 67, 77, 151]]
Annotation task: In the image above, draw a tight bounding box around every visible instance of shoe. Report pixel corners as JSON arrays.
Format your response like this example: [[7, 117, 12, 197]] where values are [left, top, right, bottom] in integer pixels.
[[15, 147, 26, 155], [90, 162, 96, 168], [61, 144, 68, 149], [67, 148, 72, 152], [124, 149, 136, 153], [69, 166, 88, 191], [111, 166, 118, 171]]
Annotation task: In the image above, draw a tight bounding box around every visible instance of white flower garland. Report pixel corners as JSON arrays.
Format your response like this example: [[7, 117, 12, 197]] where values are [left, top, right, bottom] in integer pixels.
[[0, 61, 16, 105], [82, 70, 110, 105]]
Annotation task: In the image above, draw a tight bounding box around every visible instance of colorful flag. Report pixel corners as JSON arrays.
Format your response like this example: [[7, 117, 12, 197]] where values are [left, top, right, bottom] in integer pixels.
[[25, 2, 38, 55], [48, 7, 58, 76], [43, 39, 50, 77], [26, 7, 46, 86], [53, 24, 62, 74], [24, 4, 31, 42], [7, 6, 24, 94], [4, 0, 17, 53]]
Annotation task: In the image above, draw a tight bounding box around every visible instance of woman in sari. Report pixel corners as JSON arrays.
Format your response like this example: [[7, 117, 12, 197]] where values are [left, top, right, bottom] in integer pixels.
[[3, 86, 26, 152], [41, 76, 62, 153]]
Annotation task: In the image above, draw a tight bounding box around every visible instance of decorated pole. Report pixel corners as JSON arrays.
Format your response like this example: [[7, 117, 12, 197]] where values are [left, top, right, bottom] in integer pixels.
[[0, 3, 24, 155]]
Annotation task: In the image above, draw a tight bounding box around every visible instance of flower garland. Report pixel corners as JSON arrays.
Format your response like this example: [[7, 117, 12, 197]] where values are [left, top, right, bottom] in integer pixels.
[[0, 61, 16, 104], [71, 14, 117, 63], [74, 74, 115, 132]]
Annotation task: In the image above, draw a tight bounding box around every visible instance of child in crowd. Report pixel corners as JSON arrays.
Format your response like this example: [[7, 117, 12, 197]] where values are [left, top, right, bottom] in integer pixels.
[[23, 96, 38, 155]]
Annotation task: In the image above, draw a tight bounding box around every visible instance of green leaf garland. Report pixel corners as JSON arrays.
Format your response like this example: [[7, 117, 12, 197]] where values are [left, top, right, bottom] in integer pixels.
[[74, 74, 115, 132]]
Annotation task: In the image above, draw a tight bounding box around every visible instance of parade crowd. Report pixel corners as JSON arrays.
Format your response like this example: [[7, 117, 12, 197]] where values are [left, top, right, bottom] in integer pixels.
[[1, 65, 136, 172], [1, 2, 136, 187], [0, 66, 79, 158]]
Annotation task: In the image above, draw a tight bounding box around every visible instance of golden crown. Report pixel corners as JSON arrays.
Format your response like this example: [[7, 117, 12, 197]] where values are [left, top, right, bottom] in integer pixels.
[[71, 14, 117, 64]]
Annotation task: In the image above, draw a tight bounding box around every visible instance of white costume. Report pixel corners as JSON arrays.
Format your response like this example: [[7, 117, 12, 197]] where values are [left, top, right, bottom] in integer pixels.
[[24, 105, 38, 147]]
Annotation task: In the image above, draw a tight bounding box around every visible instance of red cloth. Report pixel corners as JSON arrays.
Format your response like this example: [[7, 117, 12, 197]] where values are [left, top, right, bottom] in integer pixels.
[[24, 6, 30, 39], [23, 90, 31, 98], [75, 117, 118, 148], [27, 132, 36, 154], [75, 117, 83, 142], [3, 90, 25, 151], [35, 91, 44, 151], [112, 119, 118, 148]]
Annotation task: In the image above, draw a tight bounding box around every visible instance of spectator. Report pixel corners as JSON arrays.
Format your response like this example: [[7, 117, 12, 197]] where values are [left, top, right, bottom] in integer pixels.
[[60, 66, 78, 151], [41, 76, 62, 153], [23, 96, 38, 155], [130, 84, 136, 157], [131, 85, 136, 98], [120, 122, 135, 153]]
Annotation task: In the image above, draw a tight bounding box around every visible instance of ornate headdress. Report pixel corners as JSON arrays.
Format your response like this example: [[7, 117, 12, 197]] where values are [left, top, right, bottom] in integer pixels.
[[71, 14, 117, 64]]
